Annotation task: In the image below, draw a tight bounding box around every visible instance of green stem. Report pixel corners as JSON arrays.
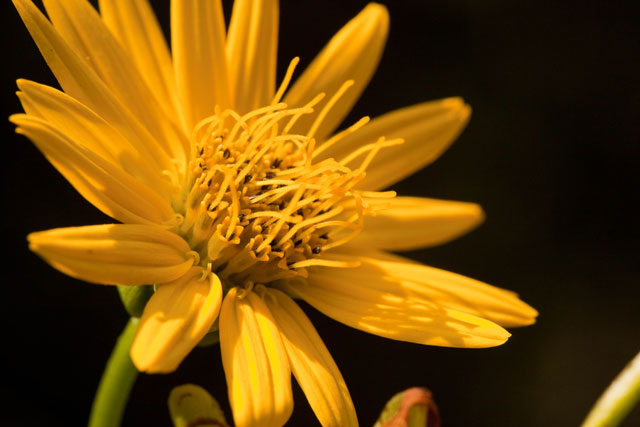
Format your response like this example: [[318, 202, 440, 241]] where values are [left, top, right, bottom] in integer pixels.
[[582, 351, 640, 427], [88, 318, 140, 427]]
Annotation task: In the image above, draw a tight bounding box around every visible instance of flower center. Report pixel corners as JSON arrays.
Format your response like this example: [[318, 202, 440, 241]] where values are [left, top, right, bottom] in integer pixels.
[[173, 63, 401, 288], [176, 104, 369, 286]]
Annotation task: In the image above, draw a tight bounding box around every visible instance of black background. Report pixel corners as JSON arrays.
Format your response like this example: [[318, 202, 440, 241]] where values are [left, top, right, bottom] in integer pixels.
[[2, 1, 639, 426]]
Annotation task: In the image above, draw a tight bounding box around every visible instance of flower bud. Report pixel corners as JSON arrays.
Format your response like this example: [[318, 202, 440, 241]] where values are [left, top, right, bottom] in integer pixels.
[[168, 384, 228, 427]]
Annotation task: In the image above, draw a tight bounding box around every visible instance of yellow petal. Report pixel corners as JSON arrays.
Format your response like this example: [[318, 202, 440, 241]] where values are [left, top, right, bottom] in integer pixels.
[[11, 114, 175, 225], [319, 97, 471, 191], [307, 253, 537, 328], [27, 224, 196, 285], [172, 0, 230, 131], [226, 0, 279, 114], [40, 0, 187, 166], [281, 258, 514, 348], [12, 0, 179, 177], [220, 287, 293, 427], [98, 0, 179, 122], [265, 288, 358, 427], [131, 268, 222, 373], [16, 79, 173, 200], [283, 3, 389, 141], [375, 255, 538, 327], [355, 196, 484, 250]]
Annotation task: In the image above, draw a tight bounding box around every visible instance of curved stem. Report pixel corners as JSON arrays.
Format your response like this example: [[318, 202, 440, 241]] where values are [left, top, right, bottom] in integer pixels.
[[89, 318, 140, 427], [582, 351, 640, 427]]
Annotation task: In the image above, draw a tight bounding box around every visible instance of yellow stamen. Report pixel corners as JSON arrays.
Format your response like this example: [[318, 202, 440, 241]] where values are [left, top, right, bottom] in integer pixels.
[[173, 78, 395, 286]]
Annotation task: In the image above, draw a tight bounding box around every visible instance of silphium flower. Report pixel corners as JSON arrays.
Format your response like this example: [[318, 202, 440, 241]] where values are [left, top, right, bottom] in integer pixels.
[[12, 0, 538, 426]]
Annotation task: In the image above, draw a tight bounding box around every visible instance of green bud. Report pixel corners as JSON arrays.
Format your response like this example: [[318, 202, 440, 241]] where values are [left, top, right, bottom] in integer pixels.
[[168, 384, 228, 427], [117, 285, 153, 318], [374, 387, 440, 427]]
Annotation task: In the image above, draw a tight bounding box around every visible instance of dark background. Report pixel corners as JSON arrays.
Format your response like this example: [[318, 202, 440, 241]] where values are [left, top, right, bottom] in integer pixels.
[[2, 0, 639, 425]]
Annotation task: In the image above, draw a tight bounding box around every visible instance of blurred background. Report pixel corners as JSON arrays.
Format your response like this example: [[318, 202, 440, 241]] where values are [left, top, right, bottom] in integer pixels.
[[2, 0, 639, 425]]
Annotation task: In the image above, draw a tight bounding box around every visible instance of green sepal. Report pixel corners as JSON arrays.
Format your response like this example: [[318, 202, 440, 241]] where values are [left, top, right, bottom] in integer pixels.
[[197, 318, 220, 347], [168, 384, 228, 427], [197, 330, 220, 347], [117, 285, 153, 318]]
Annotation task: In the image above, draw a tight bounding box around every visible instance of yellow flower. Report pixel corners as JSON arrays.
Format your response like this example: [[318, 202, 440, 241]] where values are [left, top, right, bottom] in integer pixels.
[[12, 0, 537, 426]]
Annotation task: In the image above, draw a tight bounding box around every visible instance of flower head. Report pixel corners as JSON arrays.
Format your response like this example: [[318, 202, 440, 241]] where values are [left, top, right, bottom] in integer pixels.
[[12, 0, 537, 425]]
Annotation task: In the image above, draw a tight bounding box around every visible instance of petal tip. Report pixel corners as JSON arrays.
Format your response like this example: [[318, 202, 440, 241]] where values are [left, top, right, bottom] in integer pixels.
[[365, 2, 390, 20]]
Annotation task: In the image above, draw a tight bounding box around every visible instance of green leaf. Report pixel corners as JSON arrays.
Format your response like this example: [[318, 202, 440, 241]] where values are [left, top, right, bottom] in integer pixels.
[[168, 384, 228, 427]]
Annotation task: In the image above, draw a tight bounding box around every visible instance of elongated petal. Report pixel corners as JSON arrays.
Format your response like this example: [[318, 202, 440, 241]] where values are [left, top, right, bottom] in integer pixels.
[[11, 114, 175, 225], [41, 0, 187, 165], [99, 0, 179, 121], [12, 0, 179, 177], [172, 0, 230, 131], [16, 79, 173, 200], [131, 268, 223, 373], [319, 98, 471, 191], [27, 224, 197, 285], [220, 287, 293, 427], [355, 197, 484, 250], [281, 259, 514, 348], [302, 253, 537, 329], [227, 0, 279, 114], [284, 3, 389, 141], [265, 288, 358, 427]]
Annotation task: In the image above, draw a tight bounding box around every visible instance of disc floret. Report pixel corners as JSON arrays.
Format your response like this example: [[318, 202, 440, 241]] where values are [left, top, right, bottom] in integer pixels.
[[174, 99, 397, 288]]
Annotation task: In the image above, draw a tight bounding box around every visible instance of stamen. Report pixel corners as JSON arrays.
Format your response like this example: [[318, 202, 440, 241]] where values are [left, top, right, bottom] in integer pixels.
[[186, 250, 201, 265], [289, 258, 360, 269], [307, 80, 354, 138], [283, 93, 325, 135], [178, 87, 395, 287], [272, 57, 300, 105], [338, 137, 404, 168], [257, 185, 306, 252], [313, 116, 370, 158]]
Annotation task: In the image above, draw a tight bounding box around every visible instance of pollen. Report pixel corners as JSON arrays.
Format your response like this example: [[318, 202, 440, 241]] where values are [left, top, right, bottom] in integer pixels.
[[172, 65, 400, 287]]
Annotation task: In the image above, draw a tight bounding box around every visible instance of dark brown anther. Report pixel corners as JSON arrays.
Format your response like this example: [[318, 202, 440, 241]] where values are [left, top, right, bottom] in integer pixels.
[[294, 239, 303, 246], [223, 148, 231, 159], [312, 247, 322, 254], [207, 178, 213, 187], [319, 233, 329, 240], [265, 172, 275, 179], [244, 174, 253, 184], [199, 146, 204, 156], [271, 158, 281, 169], [238, 214, 246, 222]]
